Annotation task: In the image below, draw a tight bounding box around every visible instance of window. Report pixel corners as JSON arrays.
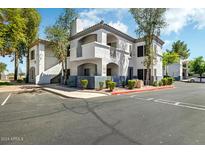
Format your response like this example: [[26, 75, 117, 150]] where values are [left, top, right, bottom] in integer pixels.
[[107, 42, 117, 48], [84, 68, 90, 76], [129, 45, 132, 57], [67, 45, 70, 57], [154, 45, 157, 55], [31, 50, 35, 60], [137, 46, 144, 57]]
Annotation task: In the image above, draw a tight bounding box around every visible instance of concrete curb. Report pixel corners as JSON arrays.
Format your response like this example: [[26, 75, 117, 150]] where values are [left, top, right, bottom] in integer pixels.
[[42, 87, 79, 99], [40, 85, 111, 96], [111, 86, 175, 95]]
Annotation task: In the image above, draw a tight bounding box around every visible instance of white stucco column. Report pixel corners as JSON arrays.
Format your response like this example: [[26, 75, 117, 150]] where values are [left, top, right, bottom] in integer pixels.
[[38, 43, 45, 75], [100, 60, 107, 76], [97, 30, 107, 45], [70, 63, 78, 76]]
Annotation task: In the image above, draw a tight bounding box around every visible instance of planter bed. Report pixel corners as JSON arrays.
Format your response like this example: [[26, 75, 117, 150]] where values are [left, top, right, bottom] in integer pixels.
[[111, 85, 175, 95]]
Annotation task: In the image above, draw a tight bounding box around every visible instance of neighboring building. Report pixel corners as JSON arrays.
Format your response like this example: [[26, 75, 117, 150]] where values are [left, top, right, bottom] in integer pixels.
[[29, 19, 164, 88], [164, 59, 189, 80]]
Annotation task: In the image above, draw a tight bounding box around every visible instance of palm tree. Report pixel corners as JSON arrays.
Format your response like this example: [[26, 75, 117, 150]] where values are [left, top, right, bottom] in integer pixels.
[[168, 40, 190, 60]]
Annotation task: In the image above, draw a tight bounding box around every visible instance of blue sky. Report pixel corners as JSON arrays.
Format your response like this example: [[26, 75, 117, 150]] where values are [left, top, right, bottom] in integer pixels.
[[1, 8, 205, 73]]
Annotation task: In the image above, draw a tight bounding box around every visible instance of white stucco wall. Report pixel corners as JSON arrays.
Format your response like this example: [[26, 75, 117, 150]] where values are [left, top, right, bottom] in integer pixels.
[[44, 46, 59, 71], [166, 59, 183, 79]]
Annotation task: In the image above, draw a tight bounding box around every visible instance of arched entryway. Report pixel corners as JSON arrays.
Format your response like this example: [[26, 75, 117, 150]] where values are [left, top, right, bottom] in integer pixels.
[[106, 63, 119, 76], [77, 63, 97, 76]]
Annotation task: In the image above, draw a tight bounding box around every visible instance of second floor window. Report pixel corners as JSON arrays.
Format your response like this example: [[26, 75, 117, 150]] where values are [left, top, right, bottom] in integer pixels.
[[137, 46, 144, 57], [67, 45, 70, 57], [31, 50, 35, 60]]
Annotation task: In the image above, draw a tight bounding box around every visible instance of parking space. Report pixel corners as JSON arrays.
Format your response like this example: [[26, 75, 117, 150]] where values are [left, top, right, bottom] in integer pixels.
[[1, 81, 205, 144]]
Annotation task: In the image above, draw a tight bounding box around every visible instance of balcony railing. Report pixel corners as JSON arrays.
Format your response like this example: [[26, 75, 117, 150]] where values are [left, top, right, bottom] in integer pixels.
[[110, 47, 116, 58]]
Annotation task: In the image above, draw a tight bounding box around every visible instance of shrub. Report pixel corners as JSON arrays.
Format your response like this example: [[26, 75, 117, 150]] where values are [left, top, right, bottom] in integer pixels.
[[0, 82, 13, 86], [121, 80, 126, 88], [158, 80, 163, 86], [128, 80, 136, 89], [108, 81, 116, 91], [80, 79, 88, 89], [105, 80, 112, 88], [17, 79, 23, 83], [153, 81, 158, 87], [158, 81, 163, 86], [167, 77, 174, 85], [161, 78, 168, 86], [99, 81, 104, 90]]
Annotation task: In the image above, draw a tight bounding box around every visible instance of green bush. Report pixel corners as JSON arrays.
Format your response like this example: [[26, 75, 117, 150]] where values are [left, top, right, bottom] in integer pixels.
[[127, 80, 136, 89], [0, 82, 13, 86], [108, 81, 116, 91], [105, 80, 112, 88], [17, 79, 23, 83], [158, 81, 163, 86], [167, 77, 174, 85], [80, 79, 88, 89], [99, 81, 104, 90], [153, 81, 158, 87], [121, 80, 126, 88], [161, 78, 168, 86]]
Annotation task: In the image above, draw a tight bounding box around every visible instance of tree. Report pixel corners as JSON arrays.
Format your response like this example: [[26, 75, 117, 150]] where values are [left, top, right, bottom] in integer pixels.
[[45, 25, 68, 84], [130, 8, 167, 85], [45, 9, 77, 84], [0, 62, 7, 79], [0, 9, 27, 80], [162, 51, 179, 76], [21, 9, 41, 83], [0, 9, 41, 81], [56, 9, 78, 84], [189, 56, 205, 82], [167, 40, 190, 60]]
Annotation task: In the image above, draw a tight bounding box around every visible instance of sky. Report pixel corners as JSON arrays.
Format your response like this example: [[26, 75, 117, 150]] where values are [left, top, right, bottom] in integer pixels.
[[1, 8, 205, 73]]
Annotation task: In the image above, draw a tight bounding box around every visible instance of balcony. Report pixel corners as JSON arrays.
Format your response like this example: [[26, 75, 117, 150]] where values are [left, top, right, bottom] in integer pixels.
[[70, 42, 119, 61]]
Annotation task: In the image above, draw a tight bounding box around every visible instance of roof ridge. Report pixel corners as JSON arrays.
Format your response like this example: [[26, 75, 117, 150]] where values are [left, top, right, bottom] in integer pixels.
[[70, 20, 164, 45]]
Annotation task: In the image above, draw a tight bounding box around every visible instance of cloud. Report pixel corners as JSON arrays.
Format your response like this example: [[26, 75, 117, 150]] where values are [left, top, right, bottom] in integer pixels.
[[78, 9, 129, 32], [163, 8, 205, 35], [108, 21, 128, 33]]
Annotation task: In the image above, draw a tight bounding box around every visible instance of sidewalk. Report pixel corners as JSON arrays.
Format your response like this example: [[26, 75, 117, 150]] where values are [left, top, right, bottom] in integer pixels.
[[41, 84, 109, 99], [0, 85, 41, 93]]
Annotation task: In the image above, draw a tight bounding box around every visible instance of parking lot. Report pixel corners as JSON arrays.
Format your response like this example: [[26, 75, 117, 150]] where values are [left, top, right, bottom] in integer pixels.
[[1, 82, 205, 144]]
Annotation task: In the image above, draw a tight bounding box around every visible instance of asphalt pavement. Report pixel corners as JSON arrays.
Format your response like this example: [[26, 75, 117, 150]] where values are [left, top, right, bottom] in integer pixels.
[[1, 82, 205, 144]]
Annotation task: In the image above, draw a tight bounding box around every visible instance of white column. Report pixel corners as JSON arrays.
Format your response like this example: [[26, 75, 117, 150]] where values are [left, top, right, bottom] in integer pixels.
[[97, 30, 107, 45], [38, 43, 45, 75]]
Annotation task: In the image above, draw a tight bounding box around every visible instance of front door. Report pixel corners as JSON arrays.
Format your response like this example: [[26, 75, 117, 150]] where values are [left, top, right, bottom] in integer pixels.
[[138, 69, 143, 80], [107, 68, 112, 76]]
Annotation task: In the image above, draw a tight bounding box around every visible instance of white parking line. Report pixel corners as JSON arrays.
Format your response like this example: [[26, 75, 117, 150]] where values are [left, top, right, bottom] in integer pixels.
[[134, 97, 205, 111], [1, 93, 11, 106]]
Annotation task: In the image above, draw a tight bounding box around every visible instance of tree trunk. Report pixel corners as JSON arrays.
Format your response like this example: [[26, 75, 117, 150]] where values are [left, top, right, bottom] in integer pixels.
[[166, 65, 168, 76], [64, 56, 67, 85], [61, 61, 65, 85], [26, 48, 30, 83], [200, 74, 202, 83], [14, 52, 19, 81], [145, 67, 150, 85]]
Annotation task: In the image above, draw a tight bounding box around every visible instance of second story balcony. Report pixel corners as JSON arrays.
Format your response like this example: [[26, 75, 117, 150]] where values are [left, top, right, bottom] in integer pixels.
[[70, 33, 129, 62], [70, 41, 119, 61]]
